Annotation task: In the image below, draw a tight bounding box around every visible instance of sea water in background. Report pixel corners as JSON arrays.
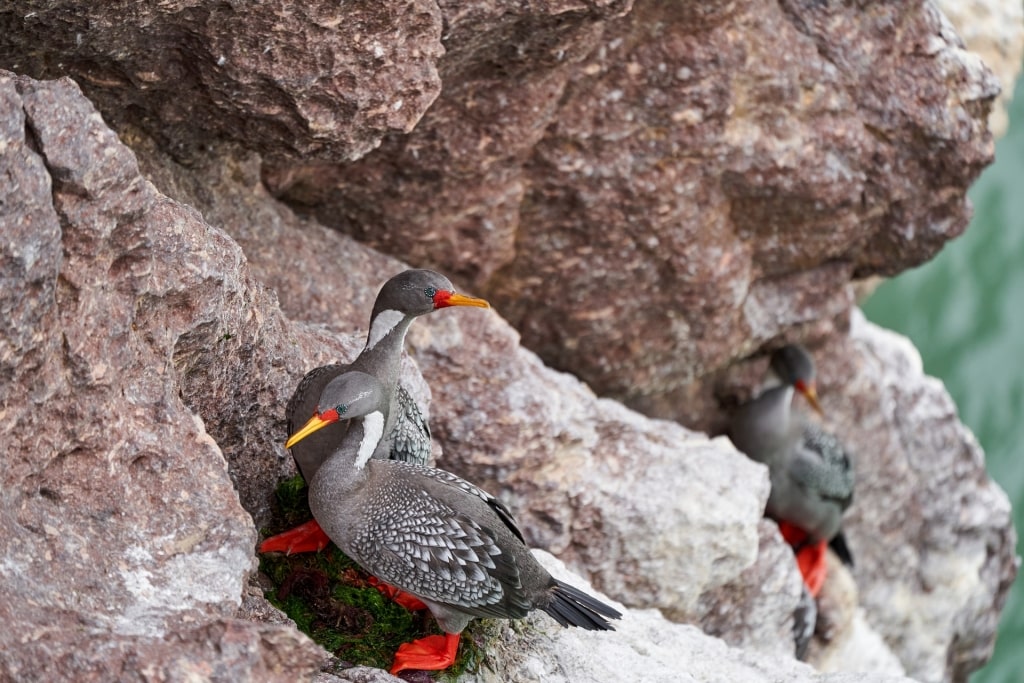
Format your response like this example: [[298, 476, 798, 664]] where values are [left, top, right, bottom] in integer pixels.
[[862, 72, 1024, 683]]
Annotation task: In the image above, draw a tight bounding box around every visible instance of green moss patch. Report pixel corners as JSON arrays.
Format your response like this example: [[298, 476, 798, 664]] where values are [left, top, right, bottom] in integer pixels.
[[260, 475, 486, 679]]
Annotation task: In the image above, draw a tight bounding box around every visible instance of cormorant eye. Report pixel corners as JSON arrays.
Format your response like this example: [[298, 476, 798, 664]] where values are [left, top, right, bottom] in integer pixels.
[[336, 404, 347, 415], [424, 286, 437, 299]]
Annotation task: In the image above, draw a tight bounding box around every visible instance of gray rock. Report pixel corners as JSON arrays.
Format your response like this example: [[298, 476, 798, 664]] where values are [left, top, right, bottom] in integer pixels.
[[466, 551, 914, 683], [937, 0, 1024, 135], [821, 312, 1019, 682]]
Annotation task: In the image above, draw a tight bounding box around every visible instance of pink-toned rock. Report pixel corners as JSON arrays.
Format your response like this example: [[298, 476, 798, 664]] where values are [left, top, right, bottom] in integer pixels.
[[0, 71, 325, 681], [0, 0, 1016, 679], [262, 0, 635, 284], [1, 68, 786, 680], [2, 620, 327, 683], [260, 1, 997, 424], [137, 122, 1015, 681], [0, 1, 444, 161]]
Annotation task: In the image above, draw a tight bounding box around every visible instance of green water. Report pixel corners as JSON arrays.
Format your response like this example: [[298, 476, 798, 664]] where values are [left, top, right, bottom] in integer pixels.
[[862, 72, 1024, 683]]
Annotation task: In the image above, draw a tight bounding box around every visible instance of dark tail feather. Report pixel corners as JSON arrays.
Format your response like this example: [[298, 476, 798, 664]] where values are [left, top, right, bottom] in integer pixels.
[[829, 531, 854, 567], [543, 580, 621, 631]]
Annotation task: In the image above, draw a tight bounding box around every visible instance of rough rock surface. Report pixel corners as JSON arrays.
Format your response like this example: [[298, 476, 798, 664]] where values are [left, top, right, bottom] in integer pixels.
[[0, 72, 325, 681], [256, 1, 1001, 425], [312, 553, 915, 683], [0, 67, 860, 681], [0, 0, 1018, 681], [822, 313, 1018, 682], [0, 0, 444, 162], [0, 68, 804, 680], [937, 0, 1024, 136], [2, 2, 1004, 421], [440, 552, 914, 683]]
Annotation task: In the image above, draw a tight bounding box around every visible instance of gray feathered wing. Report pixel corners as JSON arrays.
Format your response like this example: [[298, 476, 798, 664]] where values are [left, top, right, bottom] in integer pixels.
[[348, 465, 532, 619], [790, 426, 855, 510], [389, 385, 432, 465]]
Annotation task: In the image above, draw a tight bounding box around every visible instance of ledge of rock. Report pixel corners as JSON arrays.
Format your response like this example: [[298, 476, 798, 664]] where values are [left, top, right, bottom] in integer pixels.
[[0, 1, 444, 162], [317, 552, 916, 683], [254, 0, 1001, 424], [0, 0, 1018, 681]]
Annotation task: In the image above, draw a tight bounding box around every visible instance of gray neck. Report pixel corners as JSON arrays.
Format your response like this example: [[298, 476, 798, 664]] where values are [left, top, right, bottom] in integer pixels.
[[756, 384, 795, 434], [732, 385, 795, 461], [351, 311, 416, 392], [311, 412, 386, 495], [758, 367, 786, 394]]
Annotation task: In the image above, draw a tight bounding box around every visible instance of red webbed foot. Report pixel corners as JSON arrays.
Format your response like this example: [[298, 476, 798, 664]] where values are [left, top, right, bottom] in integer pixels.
[[365, 576, 428, 611], [778, 521, 828, 598], [390, 632, 461, 675], [794, 540, 828, 597], [258, 519, 331, 555]]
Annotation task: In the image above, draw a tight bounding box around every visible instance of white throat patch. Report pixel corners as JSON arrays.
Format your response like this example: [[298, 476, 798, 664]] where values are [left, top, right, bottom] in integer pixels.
[[355, 411, 385, 470], [758, 370, 785, 395], [366, 310, 405, 351]]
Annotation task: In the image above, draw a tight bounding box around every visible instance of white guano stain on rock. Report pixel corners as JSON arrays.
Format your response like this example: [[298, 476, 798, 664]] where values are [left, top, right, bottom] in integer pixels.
[[115, 546, 252, 637]]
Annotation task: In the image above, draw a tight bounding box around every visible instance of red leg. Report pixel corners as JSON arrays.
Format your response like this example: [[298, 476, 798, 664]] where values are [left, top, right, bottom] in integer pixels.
[[794, 540, 828, 598], [777, 520, 808, 547], [260, 524, 428, 609], [258, 519, 331, 555], [366, 576, 428, 611], [390, 632, 461, 675], [777, 521, 828, 598]]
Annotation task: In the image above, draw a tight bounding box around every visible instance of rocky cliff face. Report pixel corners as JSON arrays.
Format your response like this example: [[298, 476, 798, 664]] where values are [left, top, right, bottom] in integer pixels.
[[0, 1, 1017, 682]]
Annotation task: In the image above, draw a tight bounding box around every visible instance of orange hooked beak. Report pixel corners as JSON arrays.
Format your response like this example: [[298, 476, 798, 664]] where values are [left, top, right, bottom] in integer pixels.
[[794, 380, 824, 416], [434, 291, 490, 309], [285, 413, 336, 449]]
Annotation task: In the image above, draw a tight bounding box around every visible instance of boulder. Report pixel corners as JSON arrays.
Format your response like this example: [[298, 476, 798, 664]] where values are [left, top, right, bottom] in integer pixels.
[[936, 0, 1024, 136], [0, 0, 444, 161], [254, 1, 1000, 428], [0, 71, 325, 681]]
